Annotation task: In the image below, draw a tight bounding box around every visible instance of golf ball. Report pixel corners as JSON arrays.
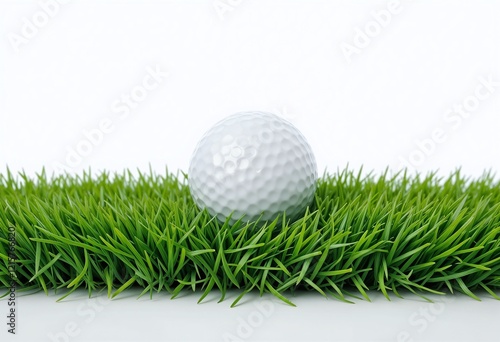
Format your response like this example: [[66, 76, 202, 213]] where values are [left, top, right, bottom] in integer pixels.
[[188, 111, 317, 224]]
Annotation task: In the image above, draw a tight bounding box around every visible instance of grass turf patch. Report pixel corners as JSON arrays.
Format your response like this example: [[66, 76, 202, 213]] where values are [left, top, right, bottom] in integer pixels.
[[1, 168, 499, 306]]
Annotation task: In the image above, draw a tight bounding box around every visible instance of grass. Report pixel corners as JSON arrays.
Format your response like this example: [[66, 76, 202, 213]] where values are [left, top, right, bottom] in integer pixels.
[[0, 167, 499, 306]]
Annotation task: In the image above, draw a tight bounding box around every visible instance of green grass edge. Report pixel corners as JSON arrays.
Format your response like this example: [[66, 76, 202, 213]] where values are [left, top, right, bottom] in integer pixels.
[[1, 167, 499, 306]]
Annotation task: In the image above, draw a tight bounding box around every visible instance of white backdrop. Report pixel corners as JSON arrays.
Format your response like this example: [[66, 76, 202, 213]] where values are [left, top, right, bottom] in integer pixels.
[[1, 1, 500, 342], [1, 0, 499, 178]]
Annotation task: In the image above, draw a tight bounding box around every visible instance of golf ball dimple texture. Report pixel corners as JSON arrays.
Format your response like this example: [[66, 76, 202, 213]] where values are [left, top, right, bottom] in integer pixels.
[[188, 111, 317, 224]]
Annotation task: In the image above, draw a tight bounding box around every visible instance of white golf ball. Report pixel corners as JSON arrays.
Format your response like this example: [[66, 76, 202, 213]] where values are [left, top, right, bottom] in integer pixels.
[[188, 111, 317, 224]]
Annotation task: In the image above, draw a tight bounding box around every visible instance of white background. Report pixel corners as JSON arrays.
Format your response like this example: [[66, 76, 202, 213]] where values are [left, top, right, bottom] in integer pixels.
[[1, 0, 500, 178], [1, 0, 500, 341], [3, 289, 500, 342]]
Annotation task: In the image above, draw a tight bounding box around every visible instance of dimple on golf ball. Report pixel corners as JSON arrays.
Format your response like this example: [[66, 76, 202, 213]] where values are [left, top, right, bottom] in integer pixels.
[[188, 111, 317, 224]]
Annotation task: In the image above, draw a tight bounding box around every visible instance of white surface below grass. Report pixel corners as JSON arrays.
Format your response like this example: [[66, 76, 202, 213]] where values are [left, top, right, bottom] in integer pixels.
[[1, 288, 498, 342]]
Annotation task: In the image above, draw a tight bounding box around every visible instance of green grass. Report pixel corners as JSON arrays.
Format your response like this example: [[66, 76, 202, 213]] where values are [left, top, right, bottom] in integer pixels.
[[1, 167, 499, 306]]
